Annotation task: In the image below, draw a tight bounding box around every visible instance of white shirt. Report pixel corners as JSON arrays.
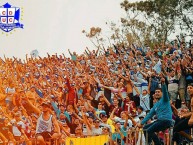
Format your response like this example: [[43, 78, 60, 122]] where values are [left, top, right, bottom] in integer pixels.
[[168, 76, 178, 92], [113, 117, 132, 128], [92, 127, 102, 135], [36, 113, 53, 133], [140, 94, 150, 111], [100, 123, 112, 132], [12, 120, 26, 136]]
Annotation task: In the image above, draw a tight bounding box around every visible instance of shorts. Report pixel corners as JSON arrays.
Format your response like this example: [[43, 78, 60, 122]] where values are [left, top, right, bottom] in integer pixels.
[[168, 91, 178, 101], [14, 136, 21, 141], [36, 131, 53, 140]]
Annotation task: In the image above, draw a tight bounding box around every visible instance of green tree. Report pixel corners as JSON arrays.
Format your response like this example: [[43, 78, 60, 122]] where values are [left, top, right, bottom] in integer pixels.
[[120, 0, 193, 44]]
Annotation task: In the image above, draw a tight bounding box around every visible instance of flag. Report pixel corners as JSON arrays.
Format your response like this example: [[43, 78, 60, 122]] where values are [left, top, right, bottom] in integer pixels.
[[153, 59, 162, 74]]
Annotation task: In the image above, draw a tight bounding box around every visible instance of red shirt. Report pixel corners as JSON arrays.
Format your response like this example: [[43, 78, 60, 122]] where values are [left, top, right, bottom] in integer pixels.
[[66, 78, 77, 105], [109, 105, 122, 117], [123, 100, 136, 114]]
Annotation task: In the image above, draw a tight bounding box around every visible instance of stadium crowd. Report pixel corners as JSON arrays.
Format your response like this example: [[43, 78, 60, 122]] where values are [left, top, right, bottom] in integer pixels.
[[0, 37, 193, 145]]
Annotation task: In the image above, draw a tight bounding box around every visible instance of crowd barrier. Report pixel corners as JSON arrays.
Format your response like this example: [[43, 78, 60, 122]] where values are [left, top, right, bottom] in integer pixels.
[[1, 127, 193, 145], [66, 135, 108, 145]]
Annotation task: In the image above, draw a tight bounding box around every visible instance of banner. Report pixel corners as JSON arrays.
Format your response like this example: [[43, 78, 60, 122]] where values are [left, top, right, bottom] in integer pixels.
[[66, 135, 109, 145]]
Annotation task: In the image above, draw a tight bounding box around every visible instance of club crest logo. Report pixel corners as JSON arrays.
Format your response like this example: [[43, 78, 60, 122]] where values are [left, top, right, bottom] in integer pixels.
[[0, 3, 24, 32]]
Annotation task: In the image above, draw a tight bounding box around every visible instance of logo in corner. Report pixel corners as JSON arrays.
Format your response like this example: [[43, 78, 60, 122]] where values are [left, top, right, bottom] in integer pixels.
[[0, 3, 24, 32]]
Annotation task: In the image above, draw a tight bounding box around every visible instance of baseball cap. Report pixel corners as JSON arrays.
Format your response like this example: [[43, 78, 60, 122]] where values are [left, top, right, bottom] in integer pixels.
[[87, 112, 95, 119], [30, 85, 36, 89], [99, 112, 107, 118], [115, 121, 121, 125]]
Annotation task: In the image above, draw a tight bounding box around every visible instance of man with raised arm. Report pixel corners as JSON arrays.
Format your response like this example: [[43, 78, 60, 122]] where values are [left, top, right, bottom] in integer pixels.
[[137, 78, 173, 145], [35, 101, 61, 145]]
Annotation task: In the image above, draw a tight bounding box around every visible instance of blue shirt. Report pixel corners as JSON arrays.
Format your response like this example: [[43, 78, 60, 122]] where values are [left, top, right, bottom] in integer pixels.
[[112, 126, 127, 145], [141, 84, 172, 125], [51, 102, 71, 122]]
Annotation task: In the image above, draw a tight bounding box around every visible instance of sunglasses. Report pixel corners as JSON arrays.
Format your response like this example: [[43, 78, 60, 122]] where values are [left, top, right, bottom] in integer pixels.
[[102, 115, 107, 118]]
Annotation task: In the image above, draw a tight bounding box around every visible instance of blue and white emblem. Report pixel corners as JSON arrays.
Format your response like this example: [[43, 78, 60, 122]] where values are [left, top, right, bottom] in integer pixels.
[[0, 3, 23, 32]]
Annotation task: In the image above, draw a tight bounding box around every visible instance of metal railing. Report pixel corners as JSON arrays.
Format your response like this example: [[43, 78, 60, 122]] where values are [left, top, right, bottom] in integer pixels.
[[0, 127, 189, 145], [0, 138, 61, 145]]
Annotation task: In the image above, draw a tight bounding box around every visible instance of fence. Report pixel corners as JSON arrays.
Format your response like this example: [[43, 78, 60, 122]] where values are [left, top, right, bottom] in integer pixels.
[[1, 128, 193, 145]]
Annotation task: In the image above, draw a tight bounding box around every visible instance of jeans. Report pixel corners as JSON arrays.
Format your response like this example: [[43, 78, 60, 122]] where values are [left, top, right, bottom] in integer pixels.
[[143, 120, 173, 145]]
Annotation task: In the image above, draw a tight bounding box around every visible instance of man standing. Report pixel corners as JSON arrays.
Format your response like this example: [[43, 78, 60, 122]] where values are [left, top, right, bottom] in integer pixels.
[[137, 78, 173, 145], [36, 101, 60, 145], [65, 77, 77, 105]]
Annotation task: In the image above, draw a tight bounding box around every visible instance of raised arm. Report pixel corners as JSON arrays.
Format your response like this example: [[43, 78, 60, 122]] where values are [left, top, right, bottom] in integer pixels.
[[124, 114, 128, 129], [86, 47, 91, 54], [101, 94, 111, 107], [147, 81, 151, 95], [24, 96, 41, 115], [131, 81, 140, 96], [101, 84, 113, 90], [68, 49, 72, 56], [73, 99, 79, 114], [95, 47, 100, 56], [118, 74, 129, 82], [4, 54, 8, 62], [128, 114, 137, 127], [170, 102, 178, 116], [73, 112, 83, 122], [110, 107, 116, 120], [161, 78, 170, 102], [58, 122, 70, 137], [51, 101, 59, 114], [86, 100, 95, 110], [117, 91, 125, 102], [139, 70, 148, 79], [85, 49, 90, 56], [81, 109, 92, 130], [0, 132, 8, 143]]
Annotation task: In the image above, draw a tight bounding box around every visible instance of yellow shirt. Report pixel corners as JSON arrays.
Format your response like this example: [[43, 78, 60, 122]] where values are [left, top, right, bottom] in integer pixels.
[[107, 118, 115, 133]]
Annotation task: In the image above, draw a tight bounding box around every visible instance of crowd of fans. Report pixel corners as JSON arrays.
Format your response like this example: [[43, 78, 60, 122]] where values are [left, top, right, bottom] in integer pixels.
[[0, 37, 193, 145]]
